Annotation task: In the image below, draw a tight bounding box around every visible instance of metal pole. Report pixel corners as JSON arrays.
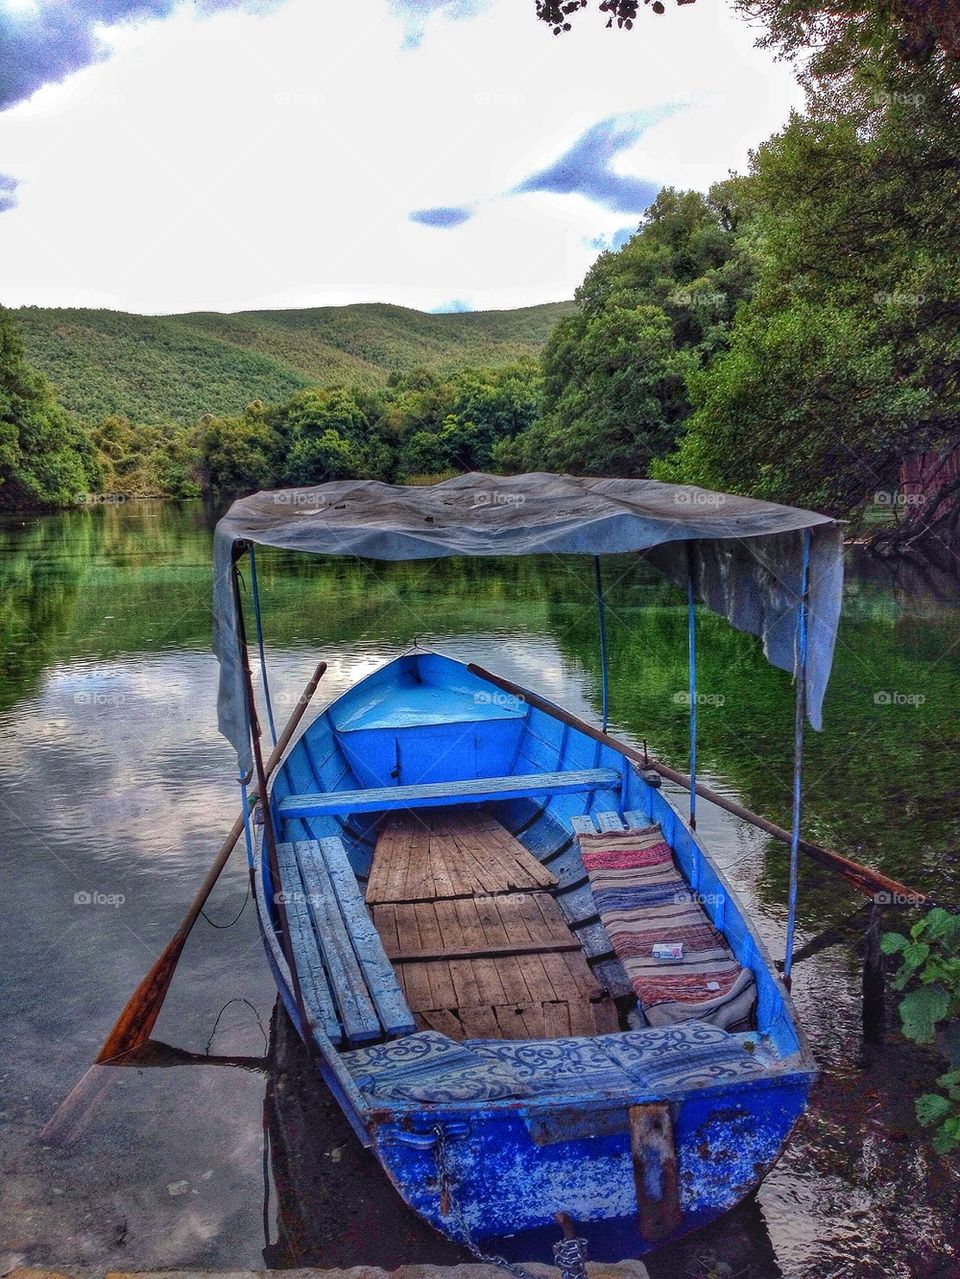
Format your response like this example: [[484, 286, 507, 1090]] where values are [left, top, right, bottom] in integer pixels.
[[248, 545, 278, 748], [687, 552, 697, 830], [593, 556, 609, 733], [784, 528, 812, 983]]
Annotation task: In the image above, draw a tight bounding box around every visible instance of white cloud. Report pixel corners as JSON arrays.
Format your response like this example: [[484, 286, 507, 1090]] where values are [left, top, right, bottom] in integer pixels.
[[0, 0, 804, 313]]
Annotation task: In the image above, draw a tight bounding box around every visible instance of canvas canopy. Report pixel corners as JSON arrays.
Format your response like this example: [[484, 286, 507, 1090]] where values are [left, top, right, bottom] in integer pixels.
[[213, 472, 844, 775]]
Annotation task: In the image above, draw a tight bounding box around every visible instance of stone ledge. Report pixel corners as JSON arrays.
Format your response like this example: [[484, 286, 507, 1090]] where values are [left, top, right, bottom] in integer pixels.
[[8, 1263, 650, 1279]]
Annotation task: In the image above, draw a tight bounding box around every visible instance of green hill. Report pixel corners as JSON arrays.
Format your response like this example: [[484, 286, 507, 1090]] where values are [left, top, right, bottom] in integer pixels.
[[12, 301, 573, 426]]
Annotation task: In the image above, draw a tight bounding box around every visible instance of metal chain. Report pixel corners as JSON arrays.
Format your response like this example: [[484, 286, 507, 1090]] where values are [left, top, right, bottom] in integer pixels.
[[432, 1125, 542, 1279]]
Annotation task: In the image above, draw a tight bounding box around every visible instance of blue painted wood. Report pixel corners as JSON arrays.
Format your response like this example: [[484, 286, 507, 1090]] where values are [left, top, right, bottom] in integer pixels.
[[273, 841, 343, 1046], [293, 839, 381, 1045], [252, 649, 815, 1263], [316, 835, 414, 1038], [278, 767, 621, 818]]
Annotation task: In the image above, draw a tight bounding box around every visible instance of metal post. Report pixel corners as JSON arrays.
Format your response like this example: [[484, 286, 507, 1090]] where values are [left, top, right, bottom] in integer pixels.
[[687, 553, 697, 830], [593, 556, 609, 733], [248, 545, 278, 748], [783, 528, 812, 983]]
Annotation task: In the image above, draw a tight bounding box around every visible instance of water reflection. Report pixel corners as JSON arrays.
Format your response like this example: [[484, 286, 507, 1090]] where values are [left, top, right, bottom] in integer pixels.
[[2, 501, 959, 1278]]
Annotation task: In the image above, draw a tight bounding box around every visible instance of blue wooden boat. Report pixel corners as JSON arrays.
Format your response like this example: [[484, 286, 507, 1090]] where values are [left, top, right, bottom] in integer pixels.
[[211, 474, 845, 1262]]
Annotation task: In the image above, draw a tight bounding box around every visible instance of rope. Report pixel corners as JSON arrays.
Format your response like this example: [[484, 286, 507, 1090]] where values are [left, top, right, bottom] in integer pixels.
[[199, 880, 250, 929], [205, 997, 268, 1056]]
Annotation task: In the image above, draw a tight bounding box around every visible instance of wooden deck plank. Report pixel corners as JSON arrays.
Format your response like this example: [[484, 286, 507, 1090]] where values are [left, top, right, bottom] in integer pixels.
[[365, 805, 620, 1043], [461, 1005, 503, 1039], [543, 1000, 572, 1039]]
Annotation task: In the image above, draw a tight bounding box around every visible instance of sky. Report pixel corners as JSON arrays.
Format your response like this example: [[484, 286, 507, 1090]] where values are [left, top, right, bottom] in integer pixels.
[[0, 0, 804, 315]]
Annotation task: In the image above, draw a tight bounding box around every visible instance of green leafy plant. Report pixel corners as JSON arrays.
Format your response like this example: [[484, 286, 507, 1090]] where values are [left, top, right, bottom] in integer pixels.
[[882, 908, 960, 1154]]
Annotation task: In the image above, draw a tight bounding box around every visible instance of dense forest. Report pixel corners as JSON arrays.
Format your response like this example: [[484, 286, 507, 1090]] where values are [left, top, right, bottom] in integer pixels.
[[2, 0, 958, 549]]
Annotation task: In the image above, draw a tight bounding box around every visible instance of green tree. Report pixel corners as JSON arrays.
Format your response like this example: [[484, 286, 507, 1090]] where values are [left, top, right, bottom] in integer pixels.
[[654, 68, 960, 519], [0, 306, 100, 509], [197, 402, 282, 494], [520, 187, 752, 476]]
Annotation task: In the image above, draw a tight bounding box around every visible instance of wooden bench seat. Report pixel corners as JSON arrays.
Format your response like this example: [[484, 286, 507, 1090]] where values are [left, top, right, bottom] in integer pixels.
[[277, 767, 621, 820], [275, 837, 415, 1048]]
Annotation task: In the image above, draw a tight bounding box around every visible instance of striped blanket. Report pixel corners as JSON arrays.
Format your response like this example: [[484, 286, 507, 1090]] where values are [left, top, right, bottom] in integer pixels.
[[579, 825, 756, 1031]]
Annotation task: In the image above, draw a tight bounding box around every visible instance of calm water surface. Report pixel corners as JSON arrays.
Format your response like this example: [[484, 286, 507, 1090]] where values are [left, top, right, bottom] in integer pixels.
[[1, 501, 958, 1278]]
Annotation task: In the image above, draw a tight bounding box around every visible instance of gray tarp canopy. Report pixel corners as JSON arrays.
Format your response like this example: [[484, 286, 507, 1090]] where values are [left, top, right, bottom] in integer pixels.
[[213, 472, 844, 775]]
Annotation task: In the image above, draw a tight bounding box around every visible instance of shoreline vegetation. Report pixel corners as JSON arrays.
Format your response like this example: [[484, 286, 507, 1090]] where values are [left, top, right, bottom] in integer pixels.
[[3, 9, 959, 556]]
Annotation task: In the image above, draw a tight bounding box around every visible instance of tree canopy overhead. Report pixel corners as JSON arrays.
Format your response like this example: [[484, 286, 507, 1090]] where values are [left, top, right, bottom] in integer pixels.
[[534, 0, 960, 77]]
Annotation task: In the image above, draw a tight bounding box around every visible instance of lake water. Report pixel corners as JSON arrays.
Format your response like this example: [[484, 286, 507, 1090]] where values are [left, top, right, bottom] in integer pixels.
[[1, 500, 958, 1279]]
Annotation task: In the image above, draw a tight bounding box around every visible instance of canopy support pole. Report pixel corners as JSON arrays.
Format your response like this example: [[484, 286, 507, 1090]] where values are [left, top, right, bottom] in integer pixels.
[[784, 528, 812, 984], [687, 548, 697, 830], [248, 545, 278, 748], [593, 556, 609, 733]]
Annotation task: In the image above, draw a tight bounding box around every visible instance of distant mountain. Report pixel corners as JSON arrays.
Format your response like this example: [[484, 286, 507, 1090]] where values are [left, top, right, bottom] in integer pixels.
[[13, 300, 573, 425]]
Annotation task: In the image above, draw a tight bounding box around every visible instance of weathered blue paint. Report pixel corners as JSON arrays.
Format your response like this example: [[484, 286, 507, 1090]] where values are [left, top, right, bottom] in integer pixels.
[[278, 767, 621, 818], [252, 650, 817, 1259]]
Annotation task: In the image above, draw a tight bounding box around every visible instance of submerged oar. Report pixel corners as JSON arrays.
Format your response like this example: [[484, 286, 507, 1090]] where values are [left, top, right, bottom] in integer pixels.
[[40, 659, 327, 1143], [467, 662, 928, 906]]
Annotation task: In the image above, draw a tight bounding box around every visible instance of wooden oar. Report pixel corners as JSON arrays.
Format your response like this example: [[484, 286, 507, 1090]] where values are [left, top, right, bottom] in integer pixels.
[[40, 658, 327, 1143], [467, 662, 928, 906]]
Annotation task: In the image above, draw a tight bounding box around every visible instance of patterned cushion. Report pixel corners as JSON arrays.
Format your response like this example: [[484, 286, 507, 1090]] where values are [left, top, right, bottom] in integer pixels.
[[579, 825, 757, 1031], [342, 1030, 531, 1103], [464, 1036, 636, 1097], [598, 1021, 772, 1090]]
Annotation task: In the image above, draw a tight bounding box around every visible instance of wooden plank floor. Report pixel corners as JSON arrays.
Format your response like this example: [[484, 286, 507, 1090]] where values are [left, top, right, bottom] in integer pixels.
[[366, 809, 619, 1041]]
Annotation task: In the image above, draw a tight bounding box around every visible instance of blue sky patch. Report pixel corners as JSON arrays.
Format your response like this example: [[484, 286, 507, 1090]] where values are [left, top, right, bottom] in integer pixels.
[[0, 173, 19, 212], [410, 206, 474, 229], [513, 109, 678, 214]]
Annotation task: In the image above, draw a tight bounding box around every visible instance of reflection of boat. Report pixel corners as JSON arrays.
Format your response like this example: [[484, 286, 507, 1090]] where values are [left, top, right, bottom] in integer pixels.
[[212, 474, 844, 1261], [262, 999, 466, 1269]]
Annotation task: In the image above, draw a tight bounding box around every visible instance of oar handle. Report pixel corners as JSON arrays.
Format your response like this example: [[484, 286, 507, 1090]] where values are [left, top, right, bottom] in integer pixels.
[[466, 662, 928, 906]]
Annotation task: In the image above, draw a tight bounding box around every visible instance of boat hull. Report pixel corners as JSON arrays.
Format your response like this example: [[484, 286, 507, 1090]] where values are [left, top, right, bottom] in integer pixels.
[[368, 1076, 812, 1259], [253, 649, 817, 1259]]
